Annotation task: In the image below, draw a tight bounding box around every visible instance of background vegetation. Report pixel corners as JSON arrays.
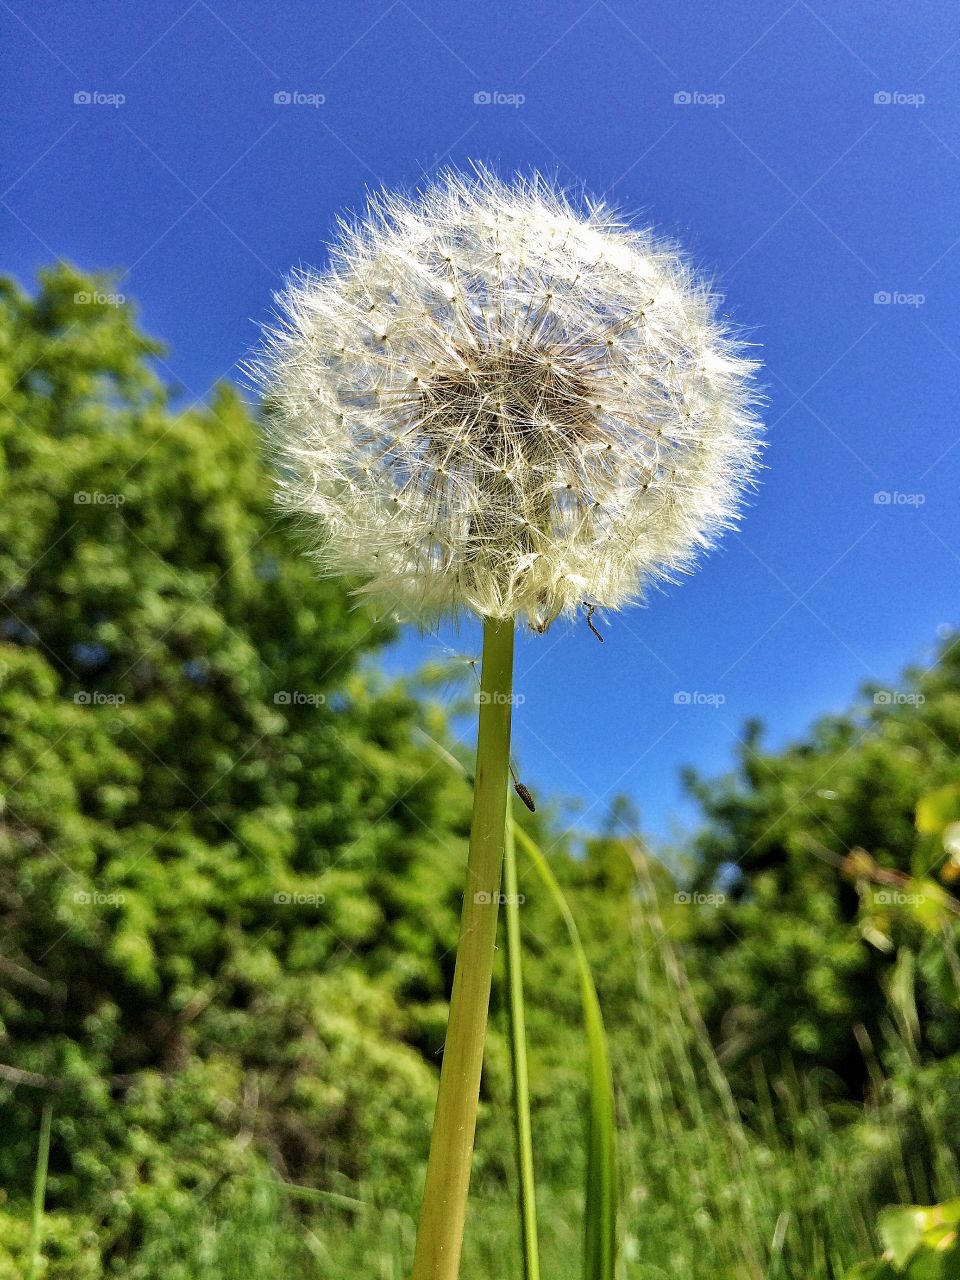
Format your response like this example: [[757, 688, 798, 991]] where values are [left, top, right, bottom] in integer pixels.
[[1, 267, 957, 1278]]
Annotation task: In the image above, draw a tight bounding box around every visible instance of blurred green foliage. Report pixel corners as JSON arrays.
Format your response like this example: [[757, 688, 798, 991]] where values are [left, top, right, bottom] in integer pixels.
[[0, 264, 473, 1257], [0, 266, 958, 1278], [845, 1198, 960, 1278], [683, 650, 960, 1147]]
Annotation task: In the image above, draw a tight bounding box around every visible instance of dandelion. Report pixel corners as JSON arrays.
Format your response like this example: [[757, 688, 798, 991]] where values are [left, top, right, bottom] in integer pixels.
[[255, 170, 761, 633], [254, 169, 762, 1280]]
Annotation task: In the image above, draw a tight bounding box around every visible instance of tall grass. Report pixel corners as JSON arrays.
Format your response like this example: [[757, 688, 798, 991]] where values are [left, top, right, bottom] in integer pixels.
[[611, 842, 957, 1279], [511, 818, 617, 1280], [25, 1101, 52, 1280], [503, 809, 541, 1280], [29, 844, 954, 1280]]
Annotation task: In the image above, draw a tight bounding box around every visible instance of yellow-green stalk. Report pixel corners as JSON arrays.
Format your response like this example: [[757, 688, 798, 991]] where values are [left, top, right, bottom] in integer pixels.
[[411, 617, 515, 1280]]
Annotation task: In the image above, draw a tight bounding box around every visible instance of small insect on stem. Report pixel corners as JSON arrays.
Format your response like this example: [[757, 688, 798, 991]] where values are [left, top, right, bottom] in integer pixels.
[[584, 602, 604, 643], [467, 652, 535, 810], [513, 780, 536, 812], [509, 763, 536, 812]]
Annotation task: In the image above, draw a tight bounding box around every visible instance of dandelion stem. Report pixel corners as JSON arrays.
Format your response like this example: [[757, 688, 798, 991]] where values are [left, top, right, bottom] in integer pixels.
[[412, 616, 515, 1280]]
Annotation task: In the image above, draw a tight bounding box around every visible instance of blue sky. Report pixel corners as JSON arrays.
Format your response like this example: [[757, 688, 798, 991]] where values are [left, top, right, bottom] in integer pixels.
[[4, 1, 959, 844]]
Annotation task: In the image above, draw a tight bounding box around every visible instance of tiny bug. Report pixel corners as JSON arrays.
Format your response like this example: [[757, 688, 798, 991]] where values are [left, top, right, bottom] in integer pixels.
[[584, 603, 604, 643], [509, 764, 536, 812], [513, 780, 536, 812]]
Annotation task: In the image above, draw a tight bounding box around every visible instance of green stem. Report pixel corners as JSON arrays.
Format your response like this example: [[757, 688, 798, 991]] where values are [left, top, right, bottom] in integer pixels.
[[26, 1101, 52, 1280], [411, 616, 515, 1280], [504, 804, 540, 1280]]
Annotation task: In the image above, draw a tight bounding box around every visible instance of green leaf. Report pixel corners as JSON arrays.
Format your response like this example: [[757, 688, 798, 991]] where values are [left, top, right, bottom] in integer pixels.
[[512, 821, 617, 1280], [26, 1102, 52, 1280], [503, 807, 540, 1280], [916, 785, 960, 837], [886, 949, 920, 1050], [880, 1204, 927, 1267], [844, 1263, 898, 1279], [878, 1202, 960, 1273]]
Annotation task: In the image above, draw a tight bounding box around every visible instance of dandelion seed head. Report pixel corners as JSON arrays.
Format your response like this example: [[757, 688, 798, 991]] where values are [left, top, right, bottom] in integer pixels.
[[253, 170, 763, 630]]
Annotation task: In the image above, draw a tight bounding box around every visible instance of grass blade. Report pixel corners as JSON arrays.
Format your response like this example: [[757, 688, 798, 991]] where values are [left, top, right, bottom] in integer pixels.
[[504, 804, 541, 1280], [26, 1100, 53, 1280], [511, 821, 617, 1280]]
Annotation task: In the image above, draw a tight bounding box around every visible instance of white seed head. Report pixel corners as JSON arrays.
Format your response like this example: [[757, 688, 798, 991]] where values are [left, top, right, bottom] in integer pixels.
[[253, 170, 763, 631]]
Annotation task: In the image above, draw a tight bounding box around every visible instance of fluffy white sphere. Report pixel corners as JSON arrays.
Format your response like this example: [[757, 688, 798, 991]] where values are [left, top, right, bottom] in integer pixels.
[[254, 171, 763, 630]]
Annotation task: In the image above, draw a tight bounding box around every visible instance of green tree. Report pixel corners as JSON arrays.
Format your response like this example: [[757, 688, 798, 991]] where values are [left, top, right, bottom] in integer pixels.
[[682, 646, 960, 1106], [0, 265, 483, 1261]]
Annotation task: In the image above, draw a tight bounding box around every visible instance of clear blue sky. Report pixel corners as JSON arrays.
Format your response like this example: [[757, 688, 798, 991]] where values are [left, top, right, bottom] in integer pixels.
[[4, 1, 959, 843]]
